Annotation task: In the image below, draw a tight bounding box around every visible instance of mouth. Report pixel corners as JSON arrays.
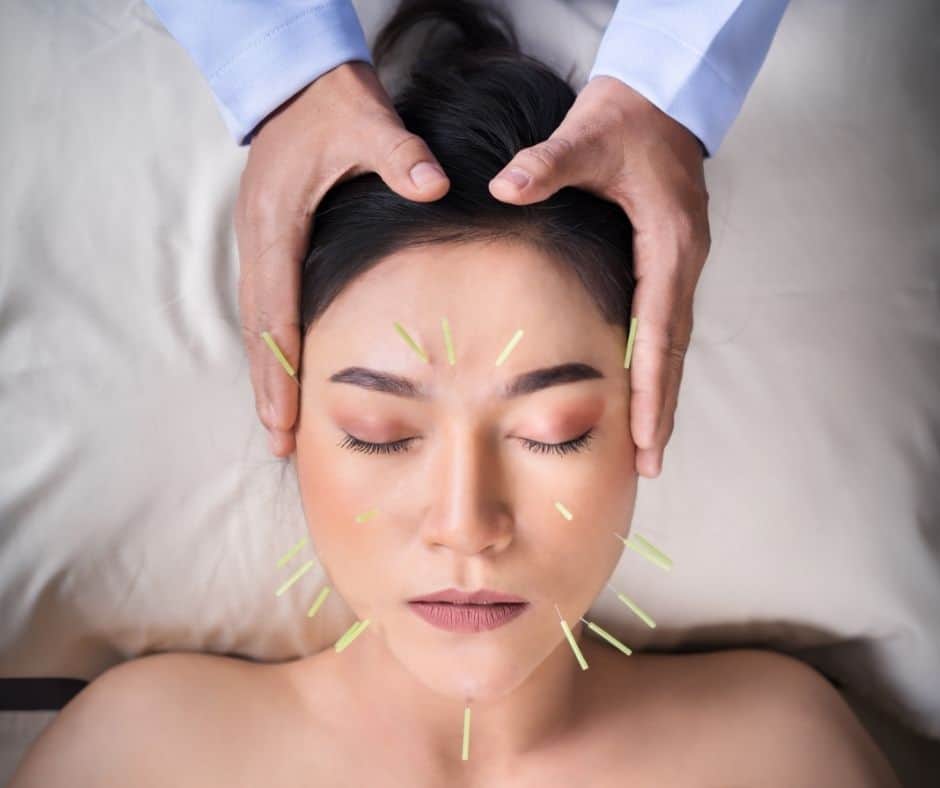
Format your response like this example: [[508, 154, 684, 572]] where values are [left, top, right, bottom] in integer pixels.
[[407, 587, 529, 605], [408, 600, 530, 633]]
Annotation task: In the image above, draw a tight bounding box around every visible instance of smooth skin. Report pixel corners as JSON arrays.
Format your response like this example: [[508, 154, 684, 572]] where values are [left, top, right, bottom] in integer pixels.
[[10, 238, 898, 788], [7, 647, 901, 787], [236, 61, 708, 479]]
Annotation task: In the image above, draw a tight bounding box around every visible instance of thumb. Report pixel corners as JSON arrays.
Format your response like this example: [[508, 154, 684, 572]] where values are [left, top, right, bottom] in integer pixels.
[[373, 129, 450, 202], [489, 136, 580, 204]]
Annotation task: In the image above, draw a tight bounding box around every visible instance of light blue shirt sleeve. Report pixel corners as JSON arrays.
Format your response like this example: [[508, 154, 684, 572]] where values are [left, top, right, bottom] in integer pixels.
[[588, 0, 790, 156], [145, 0, 373, 145]]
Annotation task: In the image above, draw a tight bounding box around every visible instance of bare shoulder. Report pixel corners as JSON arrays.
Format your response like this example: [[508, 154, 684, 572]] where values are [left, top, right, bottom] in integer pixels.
[[8, 652, 276, 788], [703, 648, 902, 788]]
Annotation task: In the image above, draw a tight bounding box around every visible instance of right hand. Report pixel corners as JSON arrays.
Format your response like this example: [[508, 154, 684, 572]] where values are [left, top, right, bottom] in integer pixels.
[[234, 61, 450, 457]]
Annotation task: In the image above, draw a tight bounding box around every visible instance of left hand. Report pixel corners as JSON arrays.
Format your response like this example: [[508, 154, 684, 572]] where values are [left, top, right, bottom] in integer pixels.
[[488, 76, 710, 478]]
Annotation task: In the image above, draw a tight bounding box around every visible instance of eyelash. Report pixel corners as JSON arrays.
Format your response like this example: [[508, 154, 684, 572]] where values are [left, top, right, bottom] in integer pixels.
[[338, 429, 595, 456]]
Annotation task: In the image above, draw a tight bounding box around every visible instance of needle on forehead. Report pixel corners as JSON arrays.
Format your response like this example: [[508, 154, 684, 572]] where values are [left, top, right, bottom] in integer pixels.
[[394, 321, 430, 363], [495, 328, 524, 366], [441, 317, 457, 365]]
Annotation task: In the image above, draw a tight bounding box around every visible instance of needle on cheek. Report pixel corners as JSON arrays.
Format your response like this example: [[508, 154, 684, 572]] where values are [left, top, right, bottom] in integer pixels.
[[355, 507, 379, 524], [307, 585, 331, 618], [334, 618, 371, 652], [275, 559, 315, 597], [554, 603, 589, 670], [606, 582, 656, 629], [579, 616, 633, 656], [276, 535, 308, 567], [613, 530, 673, 571]]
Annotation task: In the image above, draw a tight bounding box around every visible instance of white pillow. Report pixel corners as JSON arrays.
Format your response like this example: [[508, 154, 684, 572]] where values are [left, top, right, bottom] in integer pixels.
[[0, 0, 937, 747]]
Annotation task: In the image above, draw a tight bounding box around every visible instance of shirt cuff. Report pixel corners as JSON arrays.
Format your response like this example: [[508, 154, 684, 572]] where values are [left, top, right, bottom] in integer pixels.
[[208, 0, 373, 145], [588, 19, 745, 157]]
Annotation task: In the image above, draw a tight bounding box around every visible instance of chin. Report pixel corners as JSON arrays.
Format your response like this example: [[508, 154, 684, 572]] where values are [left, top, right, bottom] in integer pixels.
[[397, 637, 541, 703], [422, 662, 533, 703]]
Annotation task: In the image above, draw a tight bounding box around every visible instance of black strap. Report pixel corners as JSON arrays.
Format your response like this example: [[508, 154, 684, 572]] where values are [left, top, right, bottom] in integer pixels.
[[0, 678, 88, 711]]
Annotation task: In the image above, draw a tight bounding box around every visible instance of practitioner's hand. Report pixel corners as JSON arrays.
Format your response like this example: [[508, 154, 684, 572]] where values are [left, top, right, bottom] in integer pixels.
[[234, 62, 449, 457], [488, 76, 710, 479]]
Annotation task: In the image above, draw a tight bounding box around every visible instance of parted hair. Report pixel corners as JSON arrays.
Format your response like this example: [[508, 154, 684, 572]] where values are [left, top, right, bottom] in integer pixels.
[[300, 0, 635, 335]]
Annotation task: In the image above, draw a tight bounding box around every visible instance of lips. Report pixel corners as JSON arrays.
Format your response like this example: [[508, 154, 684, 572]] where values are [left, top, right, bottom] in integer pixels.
[[408, 600, 529, 632], [408, 587, 528, 605]]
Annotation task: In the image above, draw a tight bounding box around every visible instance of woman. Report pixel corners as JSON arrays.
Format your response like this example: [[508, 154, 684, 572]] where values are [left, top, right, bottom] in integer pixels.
[[11, 1, 900, 785]]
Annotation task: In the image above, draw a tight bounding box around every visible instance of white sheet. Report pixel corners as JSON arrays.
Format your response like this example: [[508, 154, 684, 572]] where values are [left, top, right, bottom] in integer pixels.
[[1, 0, 938, 758]]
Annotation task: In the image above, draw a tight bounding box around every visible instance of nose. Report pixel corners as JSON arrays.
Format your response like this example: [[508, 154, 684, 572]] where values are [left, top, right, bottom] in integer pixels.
[[421, 426, 514, 556]]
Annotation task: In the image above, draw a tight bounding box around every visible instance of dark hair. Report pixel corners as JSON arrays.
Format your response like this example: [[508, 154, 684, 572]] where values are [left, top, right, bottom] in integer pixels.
[[300, 0, 635, 342]]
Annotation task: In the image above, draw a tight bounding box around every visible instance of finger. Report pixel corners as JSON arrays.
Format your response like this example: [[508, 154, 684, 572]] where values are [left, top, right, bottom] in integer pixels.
[[489, 136, 582, 204], [371, 126, 450, 202], [627, 259, 695, 460], [269, 428, 296, 458], [236, 209, 305, 448], [634, 342, 684, 478], [635, 442, 664, 479]]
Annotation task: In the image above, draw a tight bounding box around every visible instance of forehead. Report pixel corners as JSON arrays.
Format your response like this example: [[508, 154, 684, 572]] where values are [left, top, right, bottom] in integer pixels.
[[302, 239, 624, 396]]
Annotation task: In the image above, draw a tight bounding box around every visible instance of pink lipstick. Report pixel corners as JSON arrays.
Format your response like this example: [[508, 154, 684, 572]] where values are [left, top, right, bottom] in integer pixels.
[[407, 588, 530, 633]]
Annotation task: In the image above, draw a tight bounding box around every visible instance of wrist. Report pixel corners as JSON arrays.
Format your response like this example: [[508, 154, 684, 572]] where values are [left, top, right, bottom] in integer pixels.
[[254, 60, 380, 141], [581, 75, 705, 159], [301, 60, 387, 110], [581, 75, 651, 121]]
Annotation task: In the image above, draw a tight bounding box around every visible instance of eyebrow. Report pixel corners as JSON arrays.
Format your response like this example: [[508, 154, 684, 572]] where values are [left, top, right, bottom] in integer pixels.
[[328, 362, 604, 400]]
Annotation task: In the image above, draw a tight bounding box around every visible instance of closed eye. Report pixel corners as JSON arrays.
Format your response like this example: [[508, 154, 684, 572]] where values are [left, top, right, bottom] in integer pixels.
[[520, 428, 594, 455], [338, 434, 415, 455], [338, 429, 595, 456]]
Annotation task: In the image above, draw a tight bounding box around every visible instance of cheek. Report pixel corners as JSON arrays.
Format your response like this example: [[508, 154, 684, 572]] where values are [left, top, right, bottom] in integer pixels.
[[525, 500, 630, 612], [294, 423, 380, 597], [515, 433, 637, 606]]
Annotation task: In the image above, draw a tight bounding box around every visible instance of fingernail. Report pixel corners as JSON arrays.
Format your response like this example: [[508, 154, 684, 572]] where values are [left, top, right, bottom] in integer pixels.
[[495, 167, 530, 189], [410, 161, 446, 189], [268, 431, 278, 454]]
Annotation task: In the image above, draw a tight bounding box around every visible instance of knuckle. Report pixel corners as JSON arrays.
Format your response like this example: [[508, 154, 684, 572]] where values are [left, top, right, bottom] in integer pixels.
[[253, 396, 274, 430], [383, 131, 427, 164], [237, 192, 279, 237], [700, 224, 712, 257], [667, 342, 688, 367], [671, 207, 711, 262], [519, 137, 573, 173], [658, 412, 676, 442], [666, 324, 692, 364], [239, 319, 260, 349], [670, 209, 698, 244]]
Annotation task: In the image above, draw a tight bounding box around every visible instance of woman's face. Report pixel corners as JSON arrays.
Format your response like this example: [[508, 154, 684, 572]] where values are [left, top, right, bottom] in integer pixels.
[[294, 238, 637, 702]]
